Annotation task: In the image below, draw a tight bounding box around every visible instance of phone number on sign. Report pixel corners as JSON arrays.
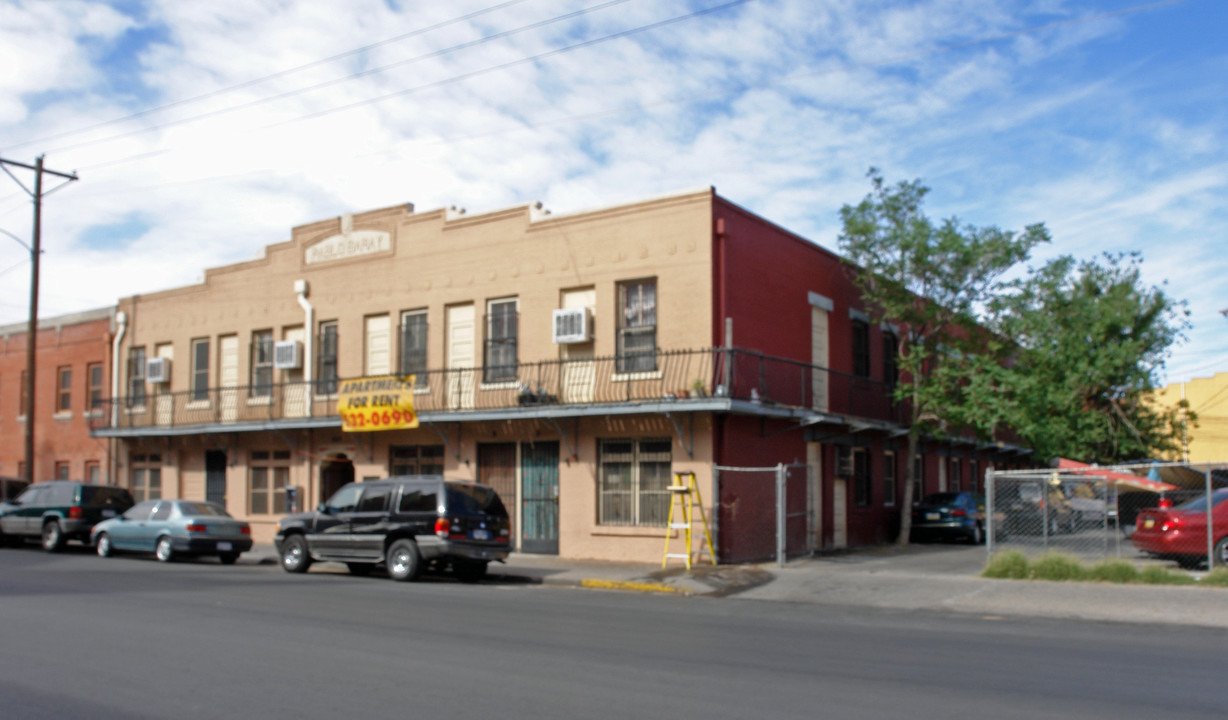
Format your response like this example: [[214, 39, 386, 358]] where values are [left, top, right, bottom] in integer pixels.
[[341, 409, 416, 430]]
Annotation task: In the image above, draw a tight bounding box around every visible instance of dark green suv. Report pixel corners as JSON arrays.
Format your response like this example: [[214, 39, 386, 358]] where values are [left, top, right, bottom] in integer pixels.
[[0, 481, 135, 552]]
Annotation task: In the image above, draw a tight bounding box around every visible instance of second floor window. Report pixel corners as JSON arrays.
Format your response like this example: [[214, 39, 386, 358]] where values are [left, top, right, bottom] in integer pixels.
[[250, 331, 273, 397], [852, 320, 870, 378], [87, 363, 103, 411], [57, 366, 71, 413], [192, 339, 210, 402], [128, 347, 146, 407], [318, 322, 338, 395], [400, 311, 428, 387], [484, 299, 518, 383], [883, 332, 898, 388], [617, 279, 657, 373]]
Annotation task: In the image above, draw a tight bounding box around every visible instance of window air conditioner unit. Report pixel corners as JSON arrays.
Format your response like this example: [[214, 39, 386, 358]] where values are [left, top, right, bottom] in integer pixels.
[[274, 340, 303, 370], [146, 357, 171, 384], [552, 307, 592, 344]]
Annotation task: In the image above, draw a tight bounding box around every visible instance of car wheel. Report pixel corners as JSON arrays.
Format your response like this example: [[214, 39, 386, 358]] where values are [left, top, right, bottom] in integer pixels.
[[1215, 536, 1228, 568], [41, 521, 66, 553], [155, 536, 175, 563], [96, 532, 113, 558], [218, 552, 239, 565], [970, 523, 985, 545], [280, 535, 311, 573], [346, 562, 375, 576], [455, 560, 488, 583], [386, 539, 420, 582]]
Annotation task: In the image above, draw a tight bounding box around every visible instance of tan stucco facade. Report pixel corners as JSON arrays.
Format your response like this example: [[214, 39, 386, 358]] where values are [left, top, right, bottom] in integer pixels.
[[1155, 371, 1228, 463], [112, 190, 719, 561]]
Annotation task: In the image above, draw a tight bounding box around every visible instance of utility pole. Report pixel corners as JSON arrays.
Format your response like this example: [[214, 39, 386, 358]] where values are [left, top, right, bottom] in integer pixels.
[[0, 155, 78, 484]]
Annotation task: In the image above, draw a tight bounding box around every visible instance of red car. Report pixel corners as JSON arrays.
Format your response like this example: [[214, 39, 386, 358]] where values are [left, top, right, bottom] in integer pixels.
[[1130, 489, 1228, 568]]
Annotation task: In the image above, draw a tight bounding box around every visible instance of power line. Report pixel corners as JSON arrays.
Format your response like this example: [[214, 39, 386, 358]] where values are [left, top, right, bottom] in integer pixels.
[[5, 0, 536, 152], [46, 0, 638, 157]]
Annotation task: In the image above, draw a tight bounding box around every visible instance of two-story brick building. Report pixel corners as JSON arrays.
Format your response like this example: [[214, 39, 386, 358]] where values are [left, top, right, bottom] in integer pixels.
[[92, 188, 1029, 563], [1, 308, 115, 483]]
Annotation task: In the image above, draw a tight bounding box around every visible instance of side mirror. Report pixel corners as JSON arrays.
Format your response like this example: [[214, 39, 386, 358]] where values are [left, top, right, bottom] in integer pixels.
[[316, 503, 330, 514]]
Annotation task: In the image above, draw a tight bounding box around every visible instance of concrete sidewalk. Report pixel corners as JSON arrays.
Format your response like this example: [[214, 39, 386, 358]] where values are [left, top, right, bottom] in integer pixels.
[[243, 543, 1228, 628]]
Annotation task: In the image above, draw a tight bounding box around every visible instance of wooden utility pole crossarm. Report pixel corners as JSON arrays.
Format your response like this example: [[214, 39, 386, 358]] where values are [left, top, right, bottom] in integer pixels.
[[0, 155, 79, 484]]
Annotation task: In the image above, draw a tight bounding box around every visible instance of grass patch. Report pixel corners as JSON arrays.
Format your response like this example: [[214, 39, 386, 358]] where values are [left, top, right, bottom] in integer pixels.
[[1030, 553, 1086, 582], [1086, 559, 1139, 584], [1199, 568, 1228, 587], [982, 553, 1214, 587], [982, 550, 1030, 579]]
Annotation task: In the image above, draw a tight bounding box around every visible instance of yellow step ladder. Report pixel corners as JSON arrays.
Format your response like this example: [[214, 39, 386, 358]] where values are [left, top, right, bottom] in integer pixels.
[[662, 471, 717, 569]]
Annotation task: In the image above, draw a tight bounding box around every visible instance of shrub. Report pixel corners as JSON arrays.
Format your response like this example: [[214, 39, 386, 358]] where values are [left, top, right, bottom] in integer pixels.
[[982, 550, 1030, 579], [1138, 565, 1195, 585], [1087, 560, 1139, 584], [1030, 553, 1086, 582]]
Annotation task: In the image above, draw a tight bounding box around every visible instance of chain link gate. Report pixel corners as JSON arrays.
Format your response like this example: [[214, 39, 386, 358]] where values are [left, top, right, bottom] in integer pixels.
[[987, 461, 1228, 569], [715, 463, 813, 566]]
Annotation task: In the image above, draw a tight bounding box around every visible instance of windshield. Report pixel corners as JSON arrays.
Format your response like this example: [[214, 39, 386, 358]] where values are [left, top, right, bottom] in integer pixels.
[[1174, 489, 1228, 513]]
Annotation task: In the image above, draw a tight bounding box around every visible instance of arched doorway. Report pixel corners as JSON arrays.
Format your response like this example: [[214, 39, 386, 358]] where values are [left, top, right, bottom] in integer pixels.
[[320, 454, 354, 502]]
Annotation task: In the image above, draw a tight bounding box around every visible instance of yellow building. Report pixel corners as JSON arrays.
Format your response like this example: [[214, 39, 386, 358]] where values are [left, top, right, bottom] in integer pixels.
[[1155, 371, 1228, 463]]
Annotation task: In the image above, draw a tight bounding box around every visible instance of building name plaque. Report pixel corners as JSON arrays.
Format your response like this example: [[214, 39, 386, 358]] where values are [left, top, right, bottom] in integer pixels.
[[305, 214, 392, 265]]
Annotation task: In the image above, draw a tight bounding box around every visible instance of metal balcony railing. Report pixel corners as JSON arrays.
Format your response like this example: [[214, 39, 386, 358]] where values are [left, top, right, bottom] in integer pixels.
[[92, 347, 899, 432]]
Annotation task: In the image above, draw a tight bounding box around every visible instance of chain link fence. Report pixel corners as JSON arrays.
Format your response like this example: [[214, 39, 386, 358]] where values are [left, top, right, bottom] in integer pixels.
[[715, 463, 813, 566], [986, 461, 1228, 569]]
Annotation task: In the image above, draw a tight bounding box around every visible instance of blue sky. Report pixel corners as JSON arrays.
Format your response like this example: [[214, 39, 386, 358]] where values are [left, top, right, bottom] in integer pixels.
[[0, 0, 1224, 385]]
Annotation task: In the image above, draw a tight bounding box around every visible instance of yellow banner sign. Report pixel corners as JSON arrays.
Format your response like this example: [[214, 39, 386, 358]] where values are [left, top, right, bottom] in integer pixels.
[[337, 375, 418, 432]]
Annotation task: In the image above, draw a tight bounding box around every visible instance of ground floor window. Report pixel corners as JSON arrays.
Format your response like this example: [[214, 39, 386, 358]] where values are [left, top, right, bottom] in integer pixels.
[[913, 454, 924, 504], [883, 451, 897, 507], [598, 438, 671, 526], [389, 445, 444, 476], [853, 448, 871, 507], [250, 450, 290, 514], [949, 458, 961, 493], [130, 454, 162, 502]]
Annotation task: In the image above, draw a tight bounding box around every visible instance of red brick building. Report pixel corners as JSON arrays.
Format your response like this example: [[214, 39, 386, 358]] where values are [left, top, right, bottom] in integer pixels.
[[0, 308, 115, 483]]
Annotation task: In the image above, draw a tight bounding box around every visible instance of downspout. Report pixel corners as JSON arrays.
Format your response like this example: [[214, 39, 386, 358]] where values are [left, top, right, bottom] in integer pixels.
[[295, 279, 313, 413], [110, 311, 127, 485]]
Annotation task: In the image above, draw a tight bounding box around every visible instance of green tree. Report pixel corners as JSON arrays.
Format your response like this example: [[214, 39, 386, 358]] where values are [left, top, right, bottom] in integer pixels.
[[986, 252, 1192, 463], [839, 169, 1049, 545]]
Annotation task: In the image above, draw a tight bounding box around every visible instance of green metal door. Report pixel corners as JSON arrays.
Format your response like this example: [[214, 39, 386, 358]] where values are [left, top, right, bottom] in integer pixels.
[[520, 442, 559, 554]]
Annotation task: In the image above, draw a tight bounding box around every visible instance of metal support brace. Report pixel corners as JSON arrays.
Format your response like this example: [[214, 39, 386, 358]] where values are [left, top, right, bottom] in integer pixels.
[[422, 421, 460, 461], [663, 412, 694, 458], [539, 416, 580, 460]]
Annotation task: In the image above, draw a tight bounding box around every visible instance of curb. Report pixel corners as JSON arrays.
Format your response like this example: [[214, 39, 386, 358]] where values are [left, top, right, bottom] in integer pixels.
[[578, 578, 693, 595]]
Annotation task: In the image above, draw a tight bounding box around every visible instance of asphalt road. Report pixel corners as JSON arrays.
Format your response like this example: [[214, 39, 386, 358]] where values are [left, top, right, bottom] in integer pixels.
[[0, 546, 1223, 720]]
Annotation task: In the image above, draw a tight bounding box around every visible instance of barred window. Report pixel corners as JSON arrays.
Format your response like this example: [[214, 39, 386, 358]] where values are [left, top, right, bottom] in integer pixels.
[[617, 280, 657, 373], [484, 299, 518, 383], [128, 347, 146, 407], [317, 322, 339, 395], [853, 448, 871, 507], [250, 330, 273, 398], [399, 311, 428, 387], [598, 438, 671, 526], [250, 450, 291, 514], [390, 445, 445, 476]]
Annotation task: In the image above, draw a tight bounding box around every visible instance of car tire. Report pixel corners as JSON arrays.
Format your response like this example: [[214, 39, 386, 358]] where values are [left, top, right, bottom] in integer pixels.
[[386, 539, 420, 582], [155, 536, 175, 563], [1214, 536, 1228, 569], [346, 562, 375, 576], [218, 552, 239, 565], [455, 560, 488, 583], [41, 520, 66, 553], [96, 532, 113, 558], [280, 535, 312, 573]]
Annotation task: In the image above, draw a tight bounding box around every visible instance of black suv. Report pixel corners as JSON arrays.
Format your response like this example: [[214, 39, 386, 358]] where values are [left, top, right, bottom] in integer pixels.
[[274, 476, 511, 582], [0, 481, 135, 551]]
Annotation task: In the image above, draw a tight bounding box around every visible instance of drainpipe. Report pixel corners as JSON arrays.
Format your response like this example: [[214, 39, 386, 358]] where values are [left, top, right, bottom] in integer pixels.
[[111, 311, 127, 428], [295, 280, 313, 414], [110, 311, 127, 486]]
